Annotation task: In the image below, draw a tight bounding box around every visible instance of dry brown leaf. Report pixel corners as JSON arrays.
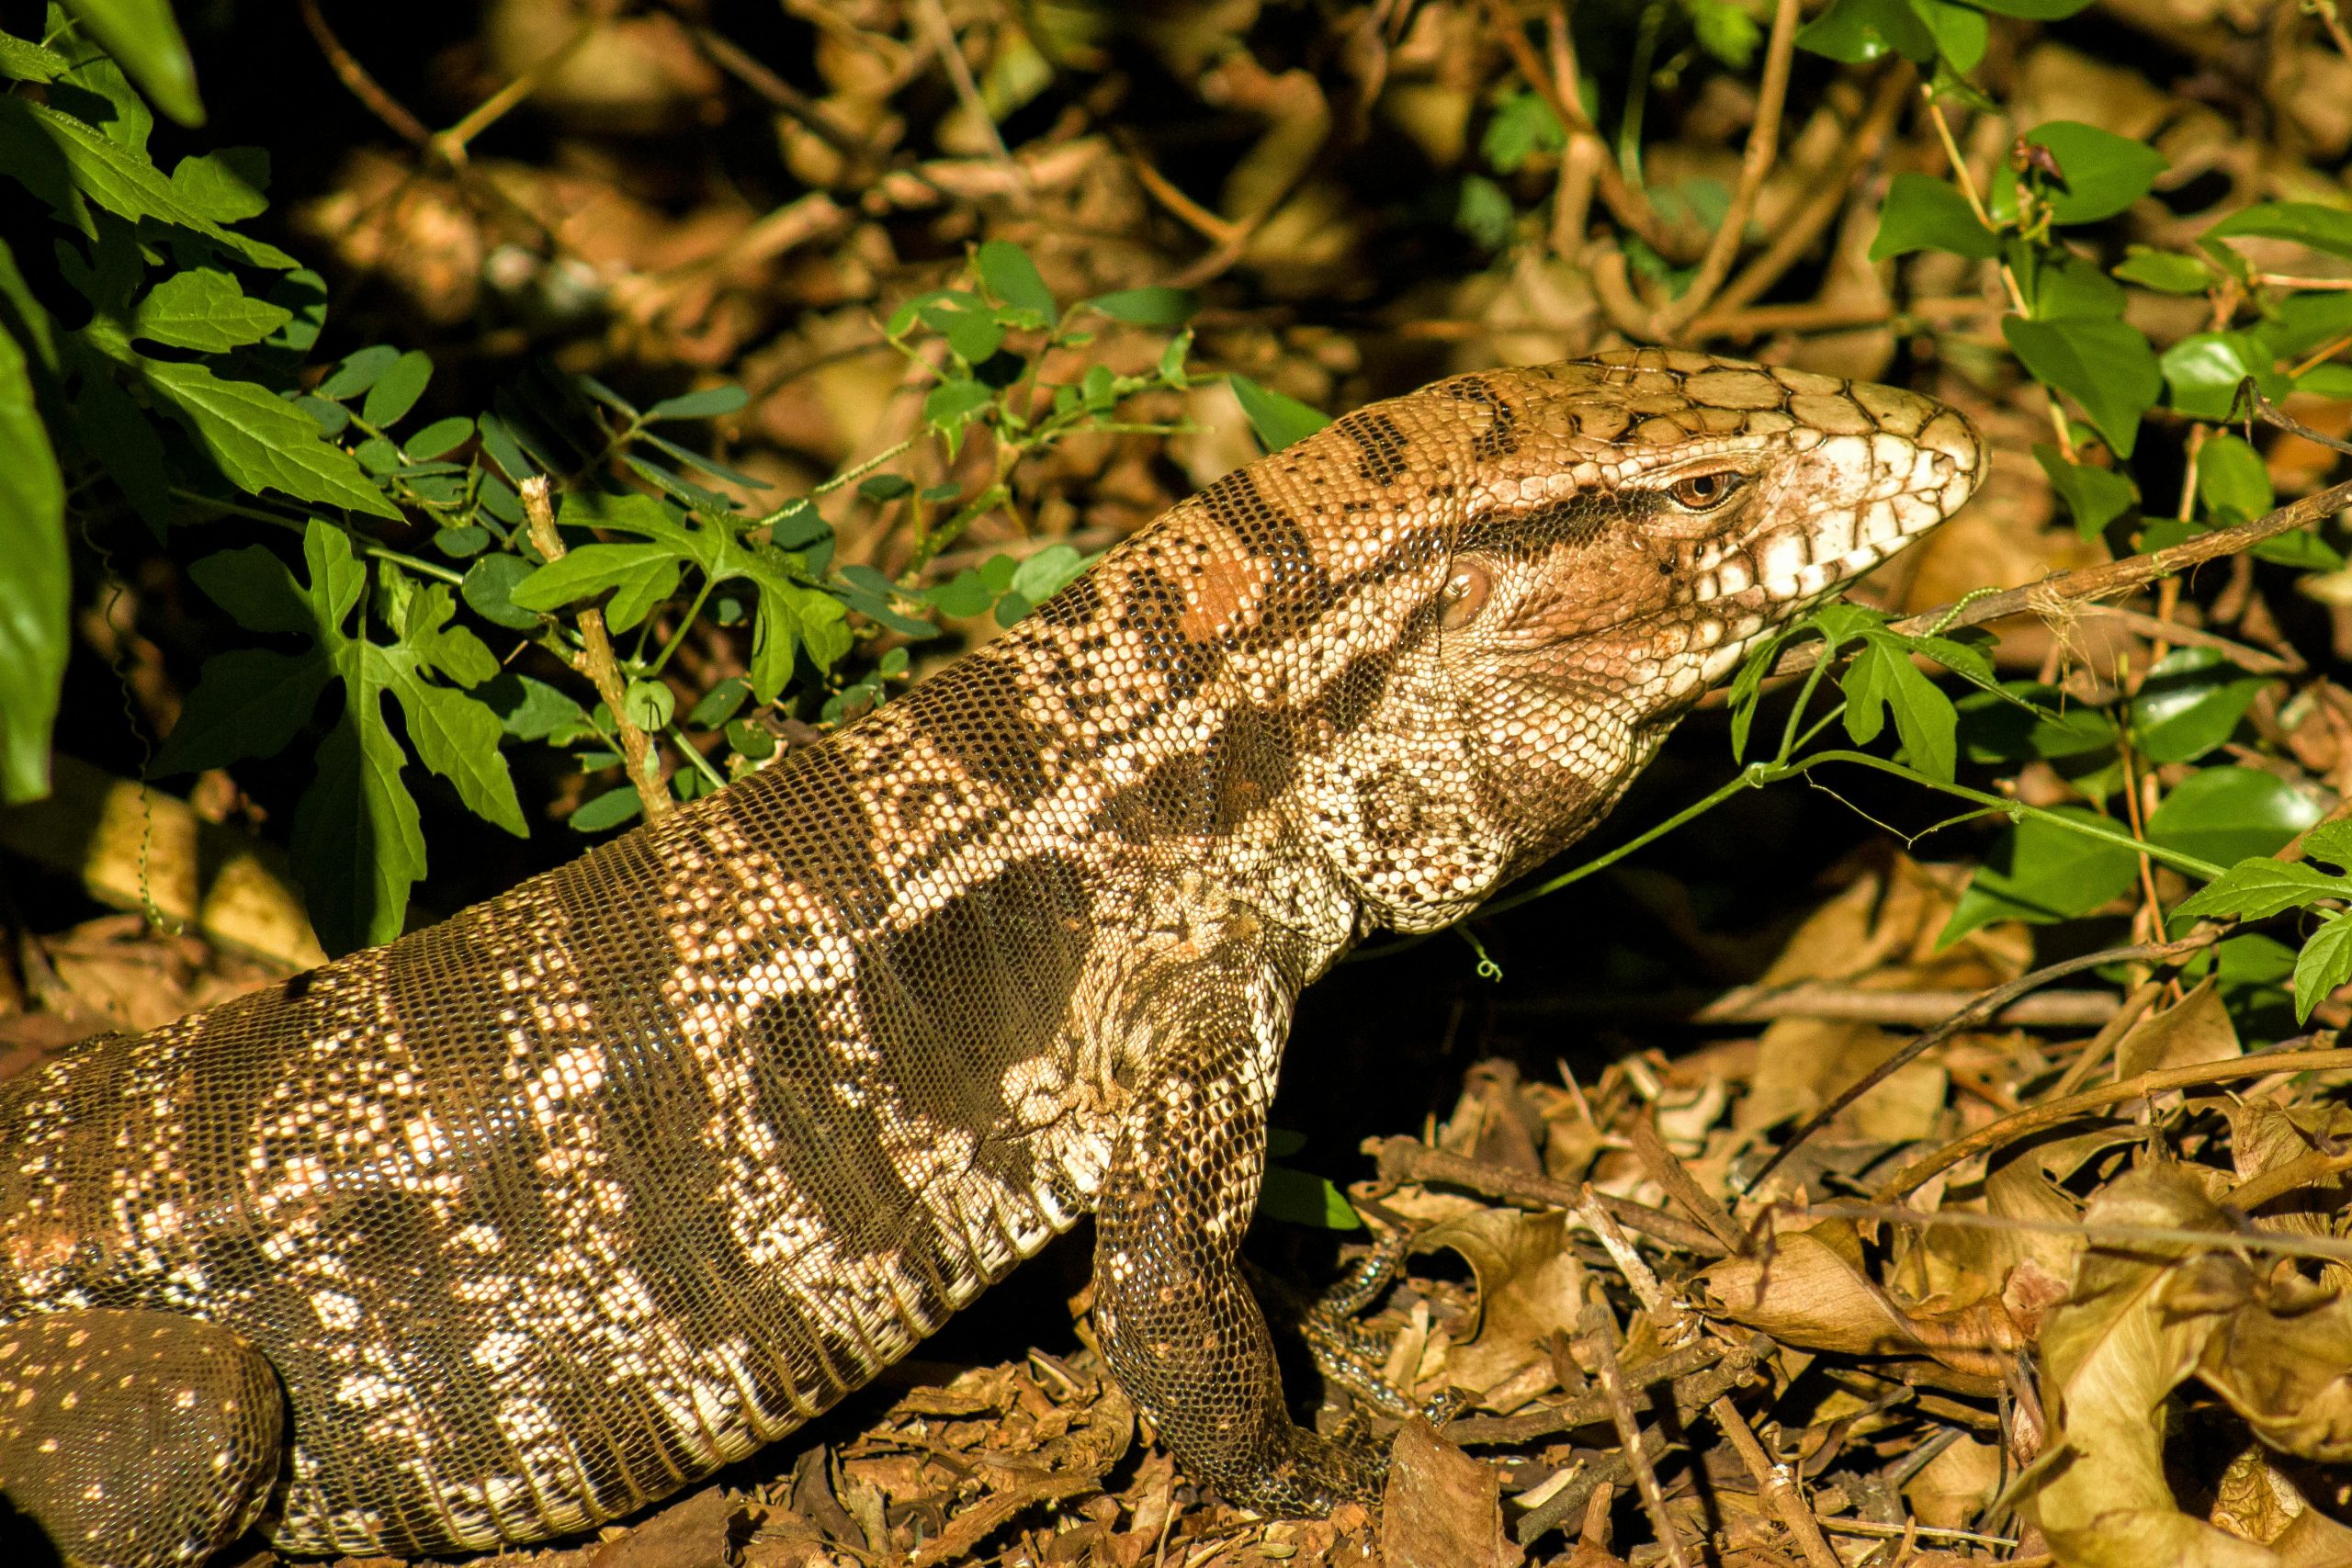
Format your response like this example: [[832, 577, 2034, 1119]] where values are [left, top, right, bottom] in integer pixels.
[[1411, 1208, 1585, 1403], [2113, 977, 2240, 1079], [2023, 1165, 2280, 1568], [1379, 1418, 1518, 1568]]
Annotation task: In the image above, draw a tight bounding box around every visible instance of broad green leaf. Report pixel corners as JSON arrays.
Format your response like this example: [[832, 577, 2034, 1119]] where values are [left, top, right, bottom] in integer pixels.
[[2208, 202, 2352, 259], [0, 33, 70, 84], [2196, 433, 2272, 521], [2001, 314, 2160, 457], [2035, 446, 2135, 539], [189, 545, 311, 635], [2131, 648, 2266, 764], [569, 785, 643, 833], [2255, 290, 2352, 362], [749, 592, 796, 702], [1259, 1164, 1362, 1230], [688, 677, 749, 729], [461, 554, 541, 630], [1481, 90, 1567, 173], [1906, 0, 1985, 69], [318, 344, 401, 400], [645, 384, 748, 423], [59, 0, 204, 127], [479, 672, 593, 743], [797, 593, 852, 670], [1010, 543, 1089, 605], [2162, 333, 2287, 423], [382, 664, 526, 837], [2112, 247, 2209, 294], [292, 706, 425, 954], [362, 349, 433, 428], [2018, 121, 2167, 225], [148, 648, 330, 775], [2148, 766, 2322, 870], [925, 566, 995, 619], [1870, 174, 1998, 261], [0, 98, 287, 266], [2292, 913, 2352, 1023], [139, 356, 401, 517], [168, 147, 266, 222], [404, 415, 474, 462], [1956, 682, 2115, 763], [1794, 0, 1936, 62], [976, 239, 1057, 324], [922, 378, 993, 453], [2174, 857, 2344, 923], [1083, 286, 1200, 327], [1229, 374, 1331, 453], [2023, 249, 2126, 322], [2304, 821, 2352, 872], [129, 266, 291, 351], [0, 317, 66, 803], [922, 302, 1003, 366], [1939, 806, 2143, 943], [1843, 635, 1958, 781], [510, 544, 683, 632]]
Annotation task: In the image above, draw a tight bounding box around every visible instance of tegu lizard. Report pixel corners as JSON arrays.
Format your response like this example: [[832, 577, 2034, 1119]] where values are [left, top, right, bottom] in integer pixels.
[[0, 349, 1982, 1566]]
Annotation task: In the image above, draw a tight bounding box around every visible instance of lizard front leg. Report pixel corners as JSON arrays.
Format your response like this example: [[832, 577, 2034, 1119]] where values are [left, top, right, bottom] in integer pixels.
[[1092, 970, 1384, 1516]]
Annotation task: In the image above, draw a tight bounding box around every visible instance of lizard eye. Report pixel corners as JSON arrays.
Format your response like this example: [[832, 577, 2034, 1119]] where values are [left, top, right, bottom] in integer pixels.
[[1439, 559, 1492, 630], [1667, 469, 1746, 511]]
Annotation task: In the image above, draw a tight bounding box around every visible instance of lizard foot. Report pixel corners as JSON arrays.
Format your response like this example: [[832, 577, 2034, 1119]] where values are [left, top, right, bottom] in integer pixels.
[[1211, 1423, 1389, 1517], [0, 1309, 284, 1568]]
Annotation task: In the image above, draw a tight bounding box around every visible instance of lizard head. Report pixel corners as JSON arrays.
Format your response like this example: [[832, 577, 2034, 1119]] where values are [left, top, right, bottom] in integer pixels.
[[1260, 348, 1985, 931]]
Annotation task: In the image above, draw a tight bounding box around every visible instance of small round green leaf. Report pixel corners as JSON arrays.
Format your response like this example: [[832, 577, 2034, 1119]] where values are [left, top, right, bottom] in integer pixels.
[[2148, 767, 2323, 870], [2018, 122, 2167, 225]]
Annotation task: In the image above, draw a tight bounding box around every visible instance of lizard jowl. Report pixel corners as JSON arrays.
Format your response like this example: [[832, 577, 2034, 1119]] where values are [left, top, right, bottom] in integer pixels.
[[0, 350, 1982, 1566]]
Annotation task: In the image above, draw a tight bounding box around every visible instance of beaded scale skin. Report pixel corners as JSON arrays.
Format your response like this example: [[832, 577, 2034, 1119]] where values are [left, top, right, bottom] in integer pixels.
[[0, 349, 1982, 1567]]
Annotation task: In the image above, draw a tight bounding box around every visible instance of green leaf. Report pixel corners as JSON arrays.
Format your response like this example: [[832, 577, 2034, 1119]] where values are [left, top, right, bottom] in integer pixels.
[[404, 415, 474, 462], [510, 544, 683, 632], [1965, 0, 2094, 14], [2305, 821, 2352, 873], [2001, 314, 2161, 457], [2131, 648, 2267, 764], [1842, 635, 1959, 781], [976, 239, 1057, 325], [2162, 333, 2287, 423], [2018, 121, 2167, 225], [139, 356, 401, 517], [645, 384, 748, 423], [382, 663, 526, 837], [688, 677, 749, 729], [2174, 857, 2343, 922], [362, 349, 433, 428], [1229, 374, 1331, 453], [922, 378, 994, 452], [2112, 246, 2210, 294], [2148, 767, 2322, 870], [168, 147, 266, 222], [1956, 682, 2115, 763], [1258, 1163, 1361, 1230], [1939, 806, 2143, 943], [1081, 287, 1200, 326], [129, 266, 291, 351], [2292, 913, 2352, 1023], [2034, 446, 2136, 539], [0, 98, 285, 266], [189, 544, 311, 635], [317, 344, 401, 400], [58, 0, 204, 126], [479, 672, 591, 742], [292, 706, 425, 954], [0, 317, 67, 803], [1009, 543, 1089, 606], [1870, 174, 1999, 261], [1481, 89, 1567, 172], [569, 784, 643, 834], [0, 33, 71, 84], [924, 302, 1003, 366], [1795, 0, 1937, 62], [461, 554, 541, 630], [2208, 202, 2352, 259], [2022, 249, 2126, 322], [1906, 0, 1985, 70], [148, 648, 331, 775], [797, 593, 852, 670], [2196, 432, 2272, 521]]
